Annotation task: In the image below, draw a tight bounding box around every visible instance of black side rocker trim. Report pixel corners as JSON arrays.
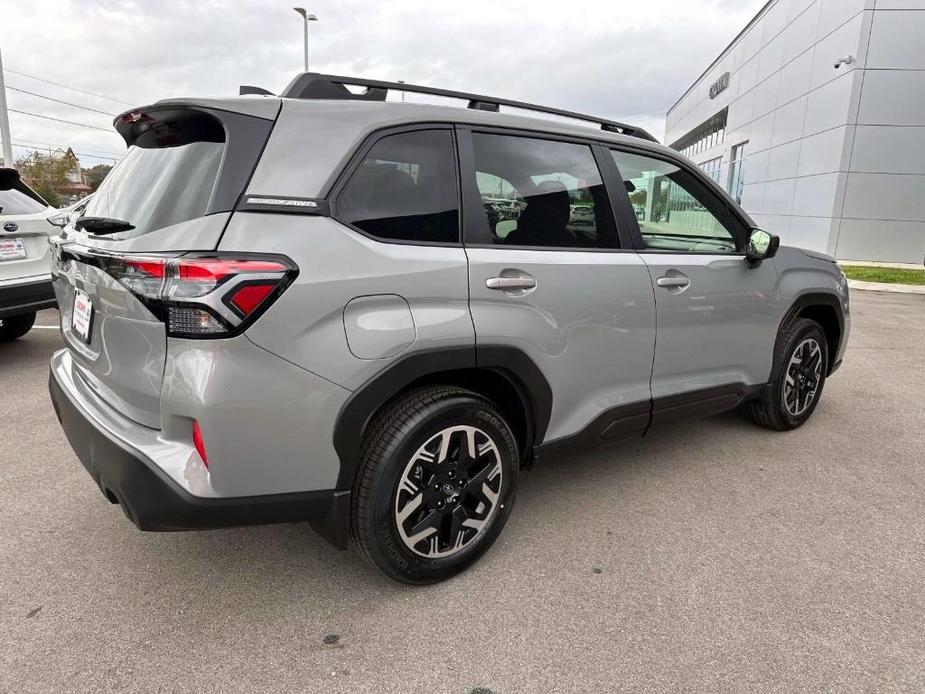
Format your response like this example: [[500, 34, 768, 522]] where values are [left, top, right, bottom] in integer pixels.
[[534, 382, 767, 462], [49, 371, 350, 549], [648, 383, 765, 429]]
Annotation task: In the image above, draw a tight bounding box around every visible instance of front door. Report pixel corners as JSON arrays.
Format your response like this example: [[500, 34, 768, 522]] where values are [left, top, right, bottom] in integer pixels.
[[460, 130, 656, 445], [609, 148, 781, 424]]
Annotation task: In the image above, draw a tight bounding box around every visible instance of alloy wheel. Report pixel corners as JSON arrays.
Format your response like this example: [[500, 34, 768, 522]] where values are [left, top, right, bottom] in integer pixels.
[[783, 338, 823, 417], [394, 425, 503, 558]]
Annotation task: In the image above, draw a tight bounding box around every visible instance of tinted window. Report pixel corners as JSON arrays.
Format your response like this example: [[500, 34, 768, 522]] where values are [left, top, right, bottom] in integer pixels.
[[470, 133, 617, 249], [85, 141, 223, 240], [0, 180, 47, 216], [611, 150, 738, 253], [338, 129, 459, 244]]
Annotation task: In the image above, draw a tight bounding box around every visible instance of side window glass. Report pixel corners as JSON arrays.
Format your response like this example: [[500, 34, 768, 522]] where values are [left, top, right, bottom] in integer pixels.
[[476, 173, 525, 240], [611, 150, 738, 253], [338, 129, 459, 244], [471, 133, 618, 249]]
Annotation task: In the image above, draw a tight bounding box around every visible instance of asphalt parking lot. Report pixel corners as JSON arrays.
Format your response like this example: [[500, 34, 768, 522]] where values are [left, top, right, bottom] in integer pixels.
[[1, 290, 923, 694]]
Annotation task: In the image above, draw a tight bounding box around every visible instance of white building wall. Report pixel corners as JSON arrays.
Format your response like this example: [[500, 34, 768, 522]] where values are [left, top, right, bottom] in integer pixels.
[[834, 2, 925, 262], [666, 0, 925, 265]]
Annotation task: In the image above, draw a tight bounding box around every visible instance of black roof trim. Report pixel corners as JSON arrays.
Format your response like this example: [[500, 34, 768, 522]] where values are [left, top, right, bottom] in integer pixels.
[[270, 72, 658, 143]]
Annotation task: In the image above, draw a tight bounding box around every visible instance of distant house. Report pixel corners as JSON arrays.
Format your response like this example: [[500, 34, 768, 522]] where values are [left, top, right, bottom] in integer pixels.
[[51, 148, 93, 202]]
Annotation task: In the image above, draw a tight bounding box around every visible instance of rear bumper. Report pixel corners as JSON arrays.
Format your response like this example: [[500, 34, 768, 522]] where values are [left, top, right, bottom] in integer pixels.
[[48, 363, 350, 547], [0, 275, 56, 318]]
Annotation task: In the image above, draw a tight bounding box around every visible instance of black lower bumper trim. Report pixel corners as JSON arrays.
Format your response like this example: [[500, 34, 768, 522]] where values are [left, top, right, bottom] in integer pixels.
[[49, 370, 350, 548], [0, 277, 56, 318]]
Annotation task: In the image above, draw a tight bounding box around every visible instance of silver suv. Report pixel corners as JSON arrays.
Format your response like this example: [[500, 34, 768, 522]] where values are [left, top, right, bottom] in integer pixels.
[[48, 74, 850, 583]]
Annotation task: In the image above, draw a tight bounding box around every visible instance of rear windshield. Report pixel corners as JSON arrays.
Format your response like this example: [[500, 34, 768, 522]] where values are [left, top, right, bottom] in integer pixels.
[[84, 141, 224, 239], [0, 178, 48, 216]]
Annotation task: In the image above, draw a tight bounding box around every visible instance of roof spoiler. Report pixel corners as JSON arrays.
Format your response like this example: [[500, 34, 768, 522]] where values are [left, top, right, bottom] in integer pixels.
[[240, 72, 658, 143]]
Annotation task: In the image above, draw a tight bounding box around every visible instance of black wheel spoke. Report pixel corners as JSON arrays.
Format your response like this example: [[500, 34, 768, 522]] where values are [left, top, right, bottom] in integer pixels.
[[451, 429, 475, 470], [807, 350, 822, 372], [447, 506, 469, 550], [408, 509, 441, 539]]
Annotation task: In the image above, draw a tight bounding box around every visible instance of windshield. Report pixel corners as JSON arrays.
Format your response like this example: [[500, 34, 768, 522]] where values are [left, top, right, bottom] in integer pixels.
[[83, 141, 224, 239], [0, 180, 48, 216]]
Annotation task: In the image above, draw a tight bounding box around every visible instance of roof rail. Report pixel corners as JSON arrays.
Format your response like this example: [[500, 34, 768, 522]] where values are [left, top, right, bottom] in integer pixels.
[[268, 72, 658, 143]]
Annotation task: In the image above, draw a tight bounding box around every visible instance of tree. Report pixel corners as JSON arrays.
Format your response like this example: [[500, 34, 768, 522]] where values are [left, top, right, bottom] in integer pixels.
[[628, 189, 647, 208], [15, 151, 70, 207], [84, 164, 113, 192]]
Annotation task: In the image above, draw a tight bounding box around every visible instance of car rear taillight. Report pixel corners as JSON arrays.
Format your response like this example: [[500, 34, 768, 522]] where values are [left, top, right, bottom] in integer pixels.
[[104, 253, 297, 338]]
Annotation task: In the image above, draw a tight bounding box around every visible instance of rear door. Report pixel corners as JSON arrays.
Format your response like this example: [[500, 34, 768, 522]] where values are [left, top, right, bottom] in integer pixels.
[[608, 148, 781, 423], [0, 170, 54, 284], [51, 104, 276, 428], [460, 129, 656, 445]]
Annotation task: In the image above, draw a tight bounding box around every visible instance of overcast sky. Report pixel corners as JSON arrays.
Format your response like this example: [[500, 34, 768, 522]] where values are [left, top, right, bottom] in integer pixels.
[[1, 0, 764, 167]]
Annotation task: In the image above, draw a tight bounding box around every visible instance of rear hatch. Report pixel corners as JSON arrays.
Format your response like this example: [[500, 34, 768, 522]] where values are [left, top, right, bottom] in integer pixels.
[[51, 100, 280, 429], [0, 169, 55, 284]]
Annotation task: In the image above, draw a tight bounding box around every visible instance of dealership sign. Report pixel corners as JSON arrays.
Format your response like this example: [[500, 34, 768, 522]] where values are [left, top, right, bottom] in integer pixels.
[[709, 72, 730, 99]]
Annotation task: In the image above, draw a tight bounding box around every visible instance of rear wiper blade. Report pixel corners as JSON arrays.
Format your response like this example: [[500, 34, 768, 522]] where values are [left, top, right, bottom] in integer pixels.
[[74, 216, 135, 235]]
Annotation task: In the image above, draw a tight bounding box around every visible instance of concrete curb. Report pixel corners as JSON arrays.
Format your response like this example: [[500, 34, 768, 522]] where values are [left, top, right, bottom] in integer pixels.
[[847, 279, 925, 295], [839, 261, 924, 270]]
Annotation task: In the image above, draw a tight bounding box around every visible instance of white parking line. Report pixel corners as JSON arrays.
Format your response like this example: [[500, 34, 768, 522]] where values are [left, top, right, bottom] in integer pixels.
[[32, 326, 60, 330]]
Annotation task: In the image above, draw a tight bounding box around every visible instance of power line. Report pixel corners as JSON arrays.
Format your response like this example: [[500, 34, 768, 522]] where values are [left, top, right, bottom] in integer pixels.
[[4, 68, 135, 107], [8, 108, 113, 132], [11, 142, 120, 162], [6, 85, 118, 117], [11, 137, 122, 159]]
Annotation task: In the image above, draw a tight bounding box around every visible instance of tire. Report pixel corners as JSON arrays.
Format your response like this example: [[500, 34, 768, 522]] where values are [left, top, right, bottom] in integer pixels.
[[350, 385, 519, 584], [743, 317, 828, 431], [0, 312, 36, 342]]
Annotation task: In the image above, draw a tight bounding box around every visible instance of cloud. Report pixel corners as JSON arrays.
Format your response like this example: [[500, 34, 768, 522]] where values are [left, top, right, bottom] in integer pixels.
[[1, 0, 764, 163]]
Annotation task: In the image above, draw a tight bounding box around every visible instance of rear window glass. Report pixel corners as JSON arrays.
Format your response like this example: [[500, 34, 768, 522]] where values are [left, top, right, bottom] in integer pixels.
[[0, 180, 48, 216], [83, 140, 223, 240]]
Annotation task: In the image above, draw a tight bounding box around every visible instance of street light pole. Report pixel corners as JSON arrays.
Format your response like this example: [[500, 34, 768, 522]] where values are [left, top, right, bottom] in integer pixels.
[[0, 47, 14, 168], [293, 8, 318, 72]]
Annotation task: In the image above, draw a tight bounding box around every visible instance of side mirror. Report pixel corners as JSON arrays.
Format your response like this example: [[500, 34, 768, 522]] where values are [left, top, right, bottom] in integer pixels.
[[745, 228, 780, 264]]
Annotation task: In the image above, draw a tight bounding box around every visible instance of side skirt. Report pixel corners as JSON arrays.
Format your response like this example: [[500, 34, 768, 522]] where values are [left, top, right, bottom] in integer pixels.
[[533, 382, 767, 462]]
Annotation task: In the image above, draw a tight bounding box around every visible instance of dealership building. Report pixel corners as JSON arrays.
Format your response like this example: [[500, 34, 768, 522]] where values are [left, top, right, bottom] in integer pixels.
[[665, 0, 925, 265]]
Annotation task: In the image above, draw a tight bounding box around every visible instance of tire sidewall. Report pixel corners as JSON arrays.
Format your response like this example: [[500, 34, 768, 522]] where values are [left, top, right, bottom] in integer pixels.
[[0, 311, 36, 341], [363, 396, 519, 583]]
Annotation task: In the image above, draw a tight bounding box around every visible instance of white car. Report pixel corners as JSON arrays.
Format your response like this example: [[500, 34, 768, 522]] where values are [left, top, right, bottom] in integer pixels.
[[48, 193, 94, 229], [0, 168, 58, 341]]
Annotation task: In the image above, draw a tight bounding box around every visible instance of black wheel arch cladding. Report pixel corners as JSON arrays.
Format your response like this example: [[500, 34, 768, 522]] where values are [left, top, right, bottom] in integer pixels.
[[332, 345, 552, 490], [780, 291, 845, 375]]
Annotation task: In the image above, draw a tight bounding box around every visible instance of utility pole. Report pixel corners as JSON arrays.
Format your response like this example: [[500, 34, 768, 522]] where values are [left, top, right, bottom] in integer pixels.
[[0, 47, 14, 168]]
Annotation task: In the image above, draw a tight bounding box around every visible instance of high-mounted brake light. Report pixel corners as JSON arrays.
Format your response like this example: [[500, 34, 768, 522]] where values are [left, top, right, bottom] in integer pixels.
[[121, 111, 152, 124], [103, 254, 297, 338]]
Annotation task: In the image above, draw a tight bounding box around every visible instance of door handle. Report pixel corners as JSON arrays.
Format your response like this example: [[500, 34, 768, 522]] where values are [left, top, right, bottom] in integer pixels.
[[486, 276, 537, 290], [656, 276, 690, 288]]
